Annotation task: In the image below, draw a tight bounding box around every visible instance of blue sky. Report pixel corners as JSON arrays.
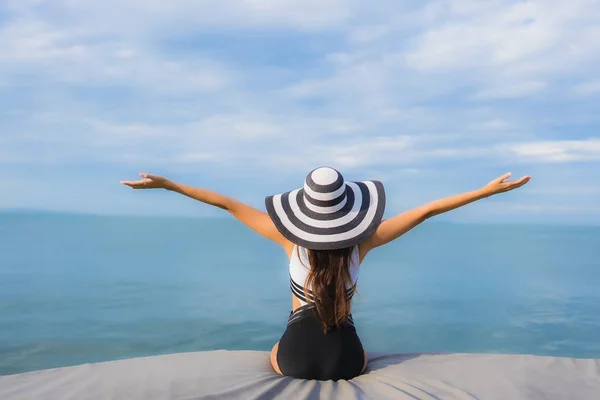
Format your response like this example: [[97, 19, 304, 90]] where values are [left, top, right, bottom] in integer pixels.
[[1, 0, 599, 224]]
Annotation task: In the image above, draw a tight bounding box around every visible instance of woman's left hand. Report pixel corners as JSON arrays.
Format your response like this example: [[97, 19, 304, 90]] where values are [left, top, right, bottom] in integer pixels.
[[120, 173, 175, 190], [483, 173, 531, 196]]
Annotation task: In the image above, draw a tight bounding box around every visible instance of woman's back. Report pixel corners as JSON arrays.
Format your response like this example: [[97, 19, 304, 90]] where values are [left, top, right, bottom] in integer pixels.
[[278, 244, 365, 380], [289, 244, 360, 308]]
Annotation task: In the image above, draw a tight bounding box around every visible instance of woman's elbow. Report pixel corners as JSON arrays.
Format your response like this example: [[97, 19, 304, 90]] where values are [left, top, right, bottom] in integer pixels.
[[417, 206, 433, 222]]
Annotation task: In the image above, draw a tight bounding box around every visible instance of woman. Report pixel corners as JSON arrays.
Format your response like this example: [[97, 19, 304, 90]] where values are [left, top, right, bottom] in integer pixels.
[[121, 166, 530, 381]]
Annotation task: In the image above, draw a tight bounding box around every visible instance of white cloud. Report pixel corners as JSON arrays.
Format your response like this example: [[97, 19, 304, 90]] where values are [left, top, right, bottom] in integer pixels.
[[267, 136, 412, 170], [507, 139, 600, 162], [270, 0, 600, 119], [529, 186, 600, 196], [0, 19, 84, 63], [4, 110, 597, 169], [467, 119, 513, 132], [471, 81, 547, 100], [573, 80, 600, 96], [0, 18, 232, 92], [266, 135, 505, 172], [10, 0, 356, 33], [86, 115, 283, 144], [405, 0, 600, 73], [326, 0, 600, 104]]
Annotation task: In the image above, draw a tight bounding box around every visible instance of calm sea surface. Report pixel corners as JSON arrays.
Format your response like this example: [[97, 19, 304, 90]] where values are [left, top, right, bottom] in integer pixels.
[[1, 213, 599, 375]]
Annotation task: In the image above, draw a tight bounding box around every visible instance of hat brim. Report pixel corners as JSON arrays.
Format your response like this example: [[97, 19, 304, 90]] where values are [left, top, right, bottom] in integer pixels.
[[265, 180, 386, 250]]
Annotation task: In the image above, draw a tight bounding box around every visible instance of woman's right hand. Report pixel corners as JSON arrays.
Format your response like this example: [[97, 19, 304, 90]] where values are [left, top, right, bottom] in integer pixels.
[[483, 172, 531, 196], [120, 173, 176, 190]]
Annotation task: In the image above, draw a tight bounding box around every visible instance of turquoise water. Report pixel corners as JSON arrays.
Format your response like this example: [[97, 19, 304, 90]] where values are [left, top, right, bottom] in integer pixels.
[[1, 213, 599, 375]]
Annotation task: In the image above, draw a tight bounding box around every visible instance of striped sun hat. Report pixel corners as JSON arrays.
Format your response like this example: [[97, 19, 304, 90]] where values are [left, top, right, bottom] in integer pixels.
[[265, 166, 386, 250]]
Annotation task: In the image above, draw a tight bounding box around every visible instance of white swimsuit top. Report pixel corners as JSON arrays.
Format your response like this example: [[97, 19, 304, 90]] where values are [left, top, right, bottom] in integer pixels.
[[289, 245, 360, 306]]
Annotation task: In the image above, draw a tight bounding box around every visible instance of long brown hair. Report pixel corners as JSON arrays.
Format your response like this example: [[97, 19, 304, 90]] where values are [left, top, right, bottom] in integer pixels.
[[299, 246, 356, 333]]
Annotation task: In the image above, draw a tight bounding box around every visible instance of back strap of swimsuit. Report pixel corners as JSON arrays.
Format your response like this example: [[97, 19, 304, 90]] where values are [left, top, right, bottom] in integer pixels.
[[287, 304, 354, 327]]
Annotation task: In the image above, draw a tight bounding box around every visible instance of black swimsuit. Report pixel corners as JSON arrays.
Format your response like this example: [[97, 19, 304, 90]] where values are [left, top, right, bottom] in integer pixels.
[[276, 304, 365, 381]]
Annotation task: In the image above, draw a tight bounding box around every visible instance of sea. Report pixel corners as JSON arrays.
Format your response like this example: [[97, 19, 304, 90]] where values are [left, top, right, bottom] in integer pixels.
[[1, 213, 599, 375]]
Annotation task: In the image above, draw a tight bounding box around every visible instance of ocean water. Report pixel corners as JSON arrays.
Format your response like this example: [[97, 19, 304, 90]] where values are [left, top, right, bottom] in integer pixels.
[[1, 213, 599, 375]]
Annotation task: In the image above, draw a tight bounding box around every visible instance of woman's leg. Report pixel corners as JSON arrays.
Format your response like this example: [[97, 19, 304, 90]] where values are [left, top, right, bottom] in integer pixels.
[[270, 342, 283, 375]]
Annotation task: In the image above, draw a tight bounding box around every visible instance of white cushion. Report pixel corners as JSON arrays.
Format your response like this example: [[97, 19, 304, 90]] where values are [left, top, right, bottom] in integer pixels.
[[1, 351, 599, 399]]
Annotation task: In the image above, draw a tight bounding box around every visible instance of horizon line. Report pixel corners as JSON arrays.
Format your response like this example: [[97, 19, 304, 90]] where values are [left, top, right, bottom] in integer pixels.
[[1, 209, 599, 227]]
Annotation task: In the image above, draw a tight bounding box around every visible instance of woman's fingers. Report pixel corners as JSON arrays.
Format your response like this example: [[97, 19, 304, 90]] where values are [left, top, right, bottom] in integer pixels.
[[140, 173, 163, 181], [504, 176, 531, 191], [120, 179, 145, 185], [510, 176, 530, 186], [495, 172, 512, 183], [120, 179, 152, 188]]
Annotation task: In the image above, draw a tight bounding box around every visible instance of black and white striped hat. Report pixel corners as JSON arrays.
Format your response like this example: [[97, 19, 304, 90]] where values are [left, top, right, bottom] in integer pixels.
[[265, 167, 386, 250]]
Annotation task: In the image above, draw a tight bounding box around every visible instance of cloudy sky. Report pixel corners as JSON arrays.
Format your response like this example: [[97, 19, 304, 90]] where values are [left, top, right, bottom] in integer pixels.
[[1, 0, 599, 224]]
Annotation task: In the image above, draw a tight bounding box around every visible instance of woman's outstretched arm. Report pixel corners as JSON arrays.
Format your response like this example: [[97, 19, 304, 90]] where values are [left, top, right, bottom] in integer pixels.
[[121, 173, 290, 248], [359, 173, 531, 259]]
